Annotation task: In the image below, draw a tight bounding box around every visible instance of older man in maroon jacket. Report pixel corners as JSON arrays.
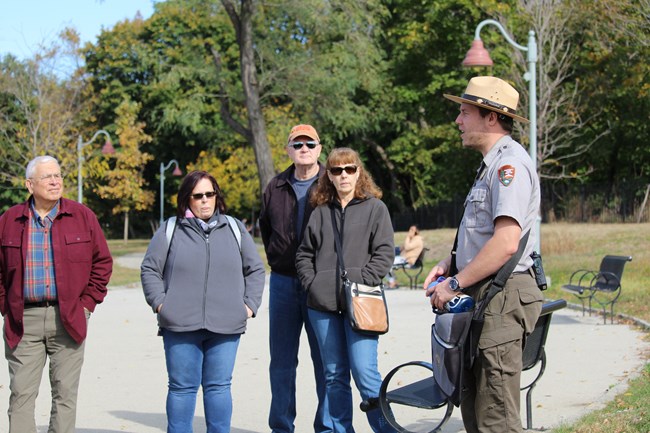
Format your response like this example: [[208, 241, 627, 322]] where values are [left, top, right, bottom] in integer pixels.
[[0, 156, 112, 433]]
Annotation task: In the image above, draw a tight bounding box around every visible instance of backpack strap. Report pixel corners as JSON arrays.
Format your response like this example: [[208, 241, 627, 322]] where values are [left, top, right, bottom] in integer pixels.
[[225, 215, 242, 251], [165, 216, 177, 247], [160, 216, 178, 274]]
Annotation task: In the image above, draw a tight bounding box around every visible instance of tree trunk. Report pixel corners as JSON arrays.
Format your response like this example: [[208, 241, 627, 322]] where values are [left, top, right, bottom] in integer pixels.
[[637, 184, 650, 224], [221, 0, 276, 192], [123, 211, 129, 245]]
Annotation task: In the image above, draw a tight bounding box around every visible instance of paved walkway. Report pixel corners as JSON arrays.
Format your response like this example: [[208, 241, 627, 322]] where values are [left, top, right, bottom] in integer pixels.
[[0, 253, 647, 433]]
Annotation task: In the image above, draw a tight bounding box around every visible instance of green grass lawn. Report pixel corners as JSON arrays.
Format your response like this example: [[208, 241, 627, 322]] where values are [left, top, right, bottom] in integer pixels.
[[392, 223, 650, 323], [108, 223, 650, 432], [106, 239, 150, 287]]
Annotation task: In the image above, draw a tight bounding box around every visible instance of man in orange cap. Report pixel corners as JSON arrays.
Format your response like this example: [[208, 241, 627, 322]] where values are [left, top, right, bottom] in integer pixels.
[[260, 125, 332, 433], [425, 76, 543, 433]]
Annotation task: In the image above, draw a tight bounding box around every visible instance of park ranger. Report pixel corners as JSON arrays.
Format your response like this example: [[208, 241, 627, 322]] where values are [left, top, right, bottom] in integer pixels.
[[424, 76, 544, 433]]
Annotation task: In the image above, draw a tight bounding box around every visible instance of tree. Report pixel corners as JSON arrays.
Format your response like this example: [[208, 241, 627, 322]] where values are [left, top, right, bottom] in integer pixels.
[[488, 1, 601, 180], [96, 99, 154, 243], [570, 0, 650, 218], [217, 0, 275, 191], [85, 0, 391, 202], [212, 0, 391, 191], [369, 0, 495, 211], [0, 30, 89, 204], [78, 0, 647, 227], [492, 0, 650, 219]]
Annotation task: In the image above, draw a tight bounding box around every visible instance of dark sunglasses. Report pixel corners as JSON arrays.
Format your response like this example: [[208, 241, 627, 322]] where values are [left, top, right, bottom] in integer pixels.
[[191, 191, 217, 200], [328, 165, 358, 176], [288, 140, 319, 150]]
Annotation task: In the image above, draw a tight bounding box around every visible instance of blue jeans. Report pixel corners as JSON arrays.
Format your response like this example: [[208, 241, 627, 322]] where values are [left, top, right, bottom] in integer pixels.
[[162, 329, 240, 433], [268, 272, 332, 433], [308, 308, 396, 433]]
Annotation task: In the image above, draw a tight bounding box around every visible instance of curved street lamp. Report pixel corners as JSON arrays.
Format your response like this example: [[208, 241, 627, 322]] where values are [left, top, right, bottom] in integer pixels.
[[77, 130, 114, 203], [160, 160, 183, 224], [462, 19, 541, 252]]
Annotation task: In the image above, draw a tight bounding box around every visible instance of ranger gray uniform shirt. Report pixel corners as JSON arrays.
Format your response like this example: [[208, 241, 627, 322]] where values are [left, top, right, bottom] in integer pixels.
[[456, 135, 540, 273]]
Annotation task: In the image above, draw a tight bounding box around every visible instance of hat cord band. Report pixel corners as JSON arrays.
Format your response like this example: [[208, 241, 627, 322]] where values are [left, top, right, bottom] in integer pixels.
[[461, 93, 517, 114]]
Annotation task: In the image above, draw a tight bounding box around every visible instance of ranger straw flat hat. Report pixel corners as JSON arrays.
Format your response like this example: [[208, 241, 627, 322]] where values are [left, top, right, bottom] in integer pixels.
[[444, 76, 529, 123]]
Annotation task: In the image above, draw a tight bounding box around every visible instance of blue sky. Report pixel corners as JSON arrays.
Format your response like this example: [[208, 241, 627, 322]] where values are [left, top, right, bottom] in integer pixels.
[[0, 0, 157, 59]]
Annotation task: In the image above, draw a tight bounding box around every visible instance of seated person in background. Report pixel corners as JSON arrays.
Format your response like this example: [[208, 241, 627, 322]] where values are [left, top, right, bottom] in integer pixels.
[[387, 224, 424, 288]]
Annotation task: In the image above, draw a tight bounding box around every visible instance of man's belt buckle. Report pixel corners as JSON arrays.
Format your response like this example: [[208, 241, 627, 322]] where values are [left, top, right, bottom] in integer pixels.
[[24, 300, 58, 308]]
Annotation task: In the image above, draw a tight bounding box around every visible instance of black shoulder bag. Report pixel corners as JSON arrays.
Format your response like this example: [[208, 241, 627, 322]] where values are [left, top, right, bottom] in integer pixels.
[[431, 230, 530, 407]]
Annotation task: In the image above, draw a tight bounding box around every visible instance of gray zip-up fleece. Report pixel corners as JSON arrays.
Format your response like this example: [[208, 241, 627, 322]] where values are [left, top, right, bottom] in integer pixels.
[[141, 214, 265, 334], [296, 197, 394, 312]]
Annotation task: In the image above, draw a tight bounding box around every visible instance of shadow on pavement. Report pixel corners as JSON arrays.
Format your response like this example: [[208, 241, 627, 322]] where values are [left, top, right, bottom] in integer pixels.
[[109, 411, 261, 433], [110, 411, 165, 431]]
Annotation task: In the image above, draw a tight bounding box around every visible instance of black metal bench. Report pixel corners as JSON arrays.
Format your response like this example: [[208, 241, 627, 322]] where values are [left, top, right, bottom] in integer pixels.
[[374, 299, 567, 432], [561, 255, 632, 324], [392, 248, 429, 290]]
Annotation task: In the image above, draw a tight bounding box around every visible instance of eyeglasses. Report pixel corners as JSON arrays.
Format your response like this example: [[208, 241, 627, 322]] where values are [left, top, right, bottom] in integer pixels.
[[288, 141, 319, 150], [328, 165, 358, 176], [31, 173, 63, 182], [191, 191, 217, 200]]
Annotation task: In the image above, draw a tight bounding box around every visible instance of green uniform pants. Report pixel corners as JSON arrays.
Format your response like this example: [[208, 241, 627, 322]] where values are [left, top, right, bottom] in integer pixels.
[[461, 273, 543, 433]]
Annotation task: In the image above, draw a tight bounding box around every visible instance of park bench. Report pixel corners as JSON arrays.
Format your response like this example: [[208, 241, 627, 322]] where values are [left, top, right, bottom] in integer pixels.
[[561, 255, 632, 324], [392, 248, 429, 290], [371, 299, 567, 432]]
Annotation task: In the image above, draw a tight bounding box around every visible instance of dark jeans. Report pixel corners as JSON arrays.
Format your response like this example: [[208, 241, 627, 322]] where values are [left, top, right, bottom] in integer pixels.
[[268, 272, 332, 433]]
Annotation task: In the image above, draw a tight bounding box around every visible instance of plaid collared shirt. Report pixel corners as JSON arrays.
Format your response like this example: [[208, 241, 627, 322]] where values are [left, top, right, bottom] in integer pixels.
[[23, 200, 59, 303]]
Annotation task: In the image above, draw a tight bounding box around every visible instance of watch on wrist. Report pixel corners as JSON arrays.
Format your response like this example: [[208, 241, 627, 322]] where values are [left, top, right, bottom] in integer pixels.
[[449, 276, 461, 291]]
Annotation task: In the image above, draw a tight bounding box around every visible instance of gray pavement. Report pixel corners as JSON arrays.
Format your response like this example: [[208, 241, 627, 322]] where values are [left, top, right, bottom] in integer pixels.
[[0, 252, 648, 433]]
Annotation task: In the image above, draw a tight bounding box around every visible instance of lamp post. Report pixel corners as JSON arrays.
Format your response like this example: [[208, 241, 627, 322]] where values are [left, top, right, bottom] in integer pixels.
[[462, 19, 541, 252], [77, 130, 114, 203], [160, 160, 183, 224]]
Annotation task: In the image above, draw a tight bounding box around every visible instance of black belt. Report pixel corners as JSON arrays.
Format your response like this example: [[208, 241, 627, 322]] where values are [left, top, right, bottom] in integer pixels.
[[24, 300, 58, 308], [512, 268, 535, 278]]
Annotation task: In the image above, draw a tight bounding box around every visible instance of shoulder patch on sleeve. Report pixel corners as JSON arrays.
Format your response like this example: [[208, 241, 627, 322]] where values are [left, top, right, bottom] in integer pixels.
[[498, 165, 516, 186]]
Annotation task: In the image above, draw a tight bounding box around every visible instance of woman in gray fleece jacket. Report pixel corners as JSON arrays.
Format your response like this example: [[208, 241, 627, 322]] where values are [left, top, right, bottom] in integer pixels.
[[296, 148, 396, 433], [141, 171, 265, 433]]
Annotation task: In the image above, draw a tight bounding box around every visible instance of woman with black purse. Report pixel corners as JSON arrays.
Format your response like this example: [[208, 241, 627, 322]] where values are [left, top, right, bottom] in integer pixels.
[[296, 147, 396, 433]]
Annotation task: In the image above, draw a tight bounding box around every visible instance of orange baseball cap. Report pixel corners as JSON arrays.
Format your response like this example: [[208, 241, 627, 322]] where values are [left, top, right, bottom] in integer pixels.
[[287, 124, 320, 143]]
